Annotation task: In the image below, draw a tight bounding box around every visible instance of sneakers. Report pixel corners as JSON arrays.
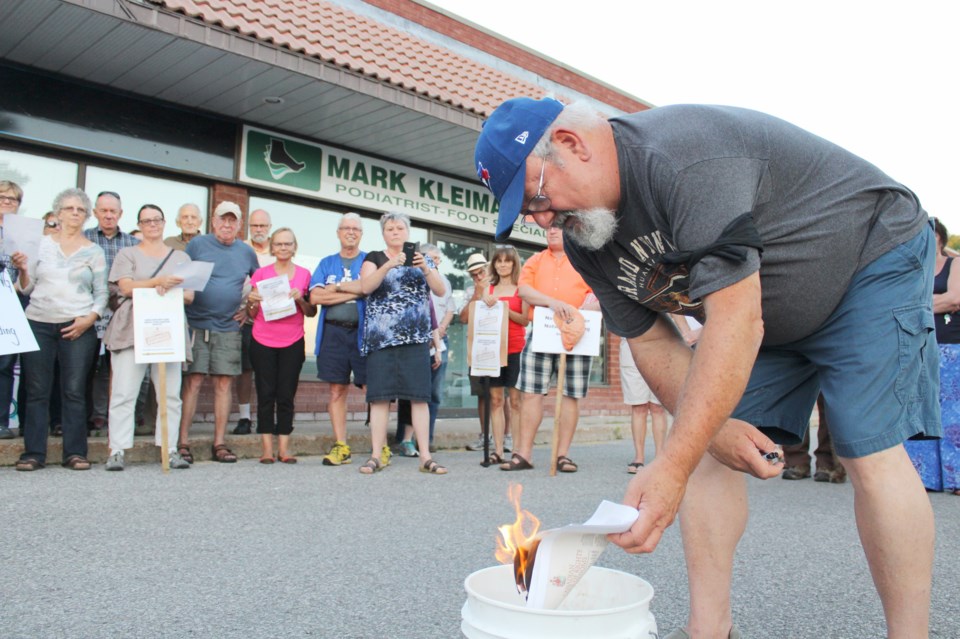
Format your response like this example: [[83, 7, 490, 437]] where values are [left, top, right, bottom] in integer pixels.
[[466, 435, 491, 451], [503, 435, 513, 453], [323, 441, 352, 466], [0, 426, 13, 439], [781, 465, 811, 480], [400, 440, 420, 457], [168, 451, 190, 469], [232, 418, 252, 435], [105, 451, 125, 471], [380, 445, 392, 468]]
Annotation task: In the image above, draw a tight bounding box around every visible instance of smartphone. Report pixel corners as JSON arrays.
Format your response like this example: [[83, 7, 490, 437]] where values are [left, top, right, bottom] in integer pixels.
[[402, 241, 418, 265]]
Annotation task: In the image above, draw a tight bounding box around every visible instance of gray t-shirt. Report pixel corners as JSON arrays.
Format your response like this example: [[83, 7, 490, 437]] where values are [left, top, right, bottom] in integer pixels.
[[565, 105, 927, 346], [185, 234, 259, 332], [323, 255, 360, 324]]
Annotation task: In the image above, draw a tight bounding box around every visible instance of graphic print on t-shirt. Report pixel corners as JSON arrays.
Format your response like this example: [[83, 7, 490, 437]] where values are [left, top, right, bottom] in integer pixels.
[[615, 230, 705, 321]]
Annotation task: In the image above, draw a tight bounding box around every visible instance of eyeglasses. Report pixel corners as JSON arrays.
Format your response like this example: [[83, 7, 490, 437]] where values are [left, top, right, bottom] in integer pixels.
[[523, 159, 551, 216], [0, 195, 21, 205], [139, 217, 164, 226], [59, 206, 87, 214], [470, 270, 486, 279], [338, 226, 362, 233], [272, 241, 295, 248], [249, 223, 271, 228]]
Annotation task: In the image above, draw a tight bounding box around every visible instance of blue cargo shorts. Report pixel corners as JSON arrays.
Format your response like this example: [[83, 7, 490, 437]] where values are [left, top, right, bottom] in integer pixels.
[[733, 225, 941, 458]]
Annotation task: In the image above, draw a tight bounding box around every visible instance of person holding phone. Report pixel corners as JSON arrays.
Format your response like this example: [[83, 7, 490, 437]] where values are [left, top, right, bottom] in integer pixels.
[[356, 211, 448, 474]]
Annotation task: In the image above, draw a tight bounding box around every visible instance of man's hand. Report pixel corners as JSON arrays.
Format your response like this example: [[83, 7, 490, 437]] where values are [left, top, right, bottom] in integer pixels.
[[707, 418, 783, 479], [609, 456, 689, 554], [549, 300, 577, 322]]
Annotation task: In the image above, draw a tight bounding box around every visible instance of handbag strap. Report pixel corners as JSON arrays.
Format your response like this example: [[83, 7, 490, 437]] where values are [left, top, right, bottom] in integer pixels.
[[115, 249, 176, 309]]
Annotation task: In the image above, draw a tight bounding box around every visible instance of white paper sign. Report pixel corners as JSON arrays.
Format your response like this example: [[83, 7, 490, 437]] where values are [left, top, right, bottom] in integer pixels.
[[530, 307, 603, 356], [0, 272, 39, 356], [255, 274, 296, 321], [1, 214, 43, 267], [470, 301, 504, 376], [525, 500, 639, 609], [132, 288, 186, 364], [170, 260, 213, 292]]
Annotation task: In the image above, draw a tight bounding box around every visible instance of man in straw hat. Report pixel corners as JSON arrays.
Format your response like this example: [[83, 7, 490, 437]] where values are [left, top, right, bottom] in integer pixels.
[[474, 97, 938, 638]]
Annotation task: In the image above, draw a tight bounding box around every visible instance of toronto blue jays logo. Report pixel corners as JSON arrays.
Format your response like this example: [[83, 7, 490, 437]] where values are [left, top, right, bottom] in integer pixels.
[[477, 162, 492, 190]]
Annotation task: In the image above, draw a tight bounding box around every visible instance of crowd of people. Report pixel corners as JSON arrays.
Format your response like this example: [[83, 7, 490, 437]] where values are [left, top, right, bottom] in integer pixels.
[[2, 180, 636, 476]]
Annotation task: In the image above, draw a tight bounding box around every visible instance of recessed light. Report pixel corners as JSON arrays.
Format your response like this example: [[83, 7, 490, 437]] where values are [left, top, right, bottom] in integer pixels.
[[263, 96, 284, 105]]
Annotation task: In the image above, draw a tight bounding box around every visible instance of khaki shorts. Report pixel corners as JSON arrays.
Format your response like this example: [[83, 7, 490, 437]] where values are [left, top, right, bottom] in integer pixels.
[[185, 329, 242, 376]]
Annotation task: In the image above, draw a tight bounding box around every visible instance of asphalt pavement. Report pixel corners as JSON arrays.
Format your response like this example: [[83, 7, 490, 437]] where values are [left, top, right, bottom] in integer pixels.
[[1, 438, 958, 638]]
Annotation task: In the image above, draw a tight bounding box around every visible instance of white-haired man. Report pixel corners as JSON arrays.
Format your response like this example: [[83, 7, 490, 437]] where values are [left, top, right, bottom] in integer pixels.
[[475, 97, 938, 638], [309, 213, 367, 466]]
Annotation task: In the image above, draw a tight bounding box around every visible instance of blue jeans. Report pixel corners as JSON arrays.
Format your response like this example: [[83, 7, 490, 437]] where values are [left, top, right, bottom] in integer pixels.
[[20, 320, 98, 464], [0, 354, 15, 429], [428, 342, 449, 442]]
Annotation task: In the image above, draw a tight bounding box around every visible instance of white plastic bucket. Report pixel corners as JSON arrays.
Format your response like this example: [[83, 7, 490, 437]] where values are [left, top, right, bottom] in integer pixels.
[[461, 565, 657, 639]]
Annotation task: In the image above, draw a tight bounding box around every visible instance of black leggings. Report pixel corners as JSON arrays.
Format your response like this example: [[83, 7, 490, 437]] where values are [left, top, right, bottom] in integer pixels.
[[250, 337, 305, 436]]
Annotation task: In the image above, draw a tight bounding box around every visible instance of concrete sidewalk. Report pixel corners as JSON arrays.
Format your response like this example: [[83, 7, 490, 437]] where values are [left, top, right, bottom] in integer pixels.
[[0, 414, 632, 465]]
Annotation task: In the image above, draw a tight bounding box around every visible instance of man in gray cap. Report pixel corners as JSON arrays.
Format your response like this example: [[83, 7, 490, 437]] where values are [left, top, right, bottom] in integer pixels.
[[178, 201, 260, 464], [474, 97, 937, 638]]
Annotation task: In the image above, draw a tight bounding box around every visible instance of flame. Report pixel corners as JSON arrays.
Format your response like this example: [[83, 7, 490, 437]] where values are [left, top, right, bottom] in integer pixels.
[[495, 484, 541, 589]]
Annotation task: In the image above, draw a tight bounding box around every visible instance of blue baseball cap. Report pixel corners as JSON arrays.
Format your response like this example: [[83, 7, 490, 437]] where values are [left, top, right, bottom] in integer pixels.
[[474, 97, 564, 241]]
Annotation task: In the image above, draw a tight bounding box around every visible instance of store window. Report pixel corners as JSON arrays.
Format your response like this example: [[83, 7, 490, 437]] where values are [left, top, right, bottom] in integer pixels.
[[0, 148, 79, 220], [248, 195, 427, 379], [84, 166, 208, 234]]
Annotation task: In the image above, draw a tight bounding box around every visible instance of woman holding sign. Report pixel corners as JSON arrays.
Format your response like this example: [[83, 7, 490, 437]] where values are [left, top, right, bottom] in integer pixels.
[[480, 245, 529, 464], [102, 204, 194, 471], [246, 228, 316, 464], [14, 188, 107, 471]]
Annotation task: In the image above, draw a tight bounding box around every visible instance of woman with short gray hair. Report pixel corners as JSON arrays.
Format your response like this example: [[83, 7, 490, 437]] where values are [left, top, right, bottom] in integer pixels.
[[13, 188, 107, 471]]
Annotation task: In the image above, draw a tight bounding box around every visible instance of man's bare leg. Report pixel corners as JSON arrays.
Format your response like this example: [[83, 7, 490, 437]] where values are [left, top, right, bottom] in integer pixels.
[[516, 391, 544, 461], [328, 383, 349, 443], [556, 395, 579, 459], [212, 374, 233, 447], [650, 403, 668, 456], [679, 453, 746, 639], [631, 404, 649, 464], [179, 373, 203, 446], [842, 445, 932, 638]]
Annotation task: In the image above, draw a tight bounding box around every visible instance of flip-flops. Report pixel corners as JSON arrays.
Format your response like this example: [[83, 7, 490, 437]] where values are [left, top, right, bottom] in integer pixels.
[[627, 461, 644, 474], [500, 453, 533, 471]]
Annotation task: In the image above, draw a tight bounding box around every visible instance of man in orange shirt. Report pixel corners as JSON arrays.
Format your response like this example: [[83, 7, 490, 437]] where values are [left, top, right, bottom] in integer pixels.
[[501, 226, 599, 472]]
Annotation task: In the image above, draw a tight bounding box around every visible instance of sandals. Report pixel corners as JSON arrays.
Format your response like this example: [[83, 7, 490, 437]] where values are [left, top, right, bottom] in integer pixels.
[[278, 455, 297, 464], [212, 444, 237, 463], [556, 455, 578, 473], [359, 457, 382, 475], [500, 453, 533, 471], [15, 458, 44, 472], [177, 445, 194, 464], [62, 455, 91, 471], [420, 459, 448, 475], [627, 461, 644, 474], [259, 456, 275, 465], [488, 452, 504, 465]]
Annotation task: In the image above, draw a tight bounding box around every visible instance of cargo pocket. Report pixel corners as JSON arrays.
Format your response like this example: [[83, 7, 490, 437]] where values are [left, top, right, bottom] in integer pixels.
[[894, 305, 935, 404]]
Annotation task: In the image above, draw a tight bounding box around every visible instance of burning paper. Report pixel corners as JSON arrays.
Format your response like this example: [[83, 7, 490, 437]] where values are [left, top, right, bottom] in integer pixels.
[[496, 486, 640, 610]]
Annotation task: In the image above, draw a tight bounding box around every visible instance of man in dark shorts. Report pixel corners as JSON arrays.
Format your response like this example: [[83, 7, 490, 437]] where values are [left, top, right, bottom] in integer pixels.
[[309, 213, 367, 466], [475, 97, 939, 638]]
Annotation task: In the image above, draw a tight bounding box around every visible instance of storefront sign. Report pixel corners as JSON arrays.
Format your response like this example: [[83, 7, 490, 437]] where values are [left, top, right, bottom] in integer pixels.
[[239, 125, 546, 244]]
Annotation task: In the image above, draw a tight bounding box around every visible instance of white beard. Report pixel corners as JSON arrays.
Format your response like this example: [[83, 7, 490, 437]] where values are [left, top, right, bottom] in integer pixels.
[[561, 208, 618, 250]]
